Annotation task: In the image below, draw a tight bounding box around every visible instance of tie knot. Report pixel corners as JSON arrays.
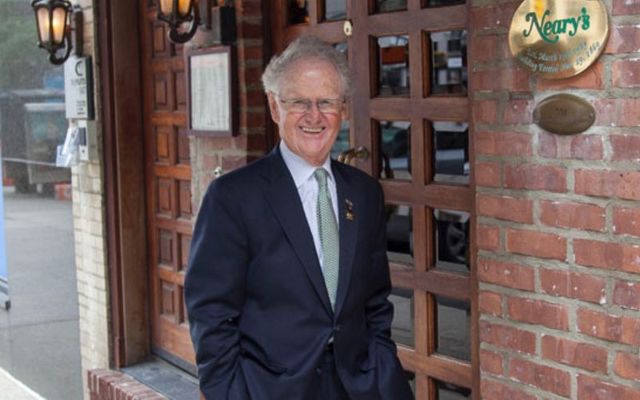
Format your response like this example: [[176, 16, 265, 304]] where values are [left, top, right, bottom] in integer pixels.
[[314, 168, 328, 188]]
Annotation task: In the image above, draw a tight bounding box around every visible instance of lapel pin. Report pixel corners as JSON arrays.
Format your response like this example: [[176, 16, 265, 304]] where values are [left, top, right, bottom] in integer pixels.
[[345, 199, 355, 221]]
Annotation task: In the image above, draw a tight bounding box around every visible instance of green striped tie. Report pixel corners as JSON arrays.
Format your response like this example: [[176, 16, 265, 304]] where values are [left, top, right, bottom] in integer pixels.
[[314, 168, 339, 310]]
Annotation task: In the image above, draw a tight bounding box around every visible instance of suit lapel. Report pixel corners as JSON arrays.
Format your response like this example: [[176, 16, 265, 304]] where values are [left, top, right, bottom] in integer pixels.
[[262, 149, 333, 316], [332, 162, 358, 318]]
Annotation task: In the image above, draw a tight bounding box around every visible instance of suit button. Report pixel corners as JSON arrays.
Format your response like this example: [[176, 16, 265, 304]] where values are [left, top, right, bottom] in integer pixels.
[[315, 367, 322, 375], [334, 325, 341, 332]]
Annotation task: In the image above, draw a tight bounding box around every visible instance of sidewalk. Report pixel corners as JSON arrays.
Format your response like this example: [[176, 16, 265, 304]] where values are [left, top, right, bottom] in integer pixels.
[[0, 368, 45, 399]]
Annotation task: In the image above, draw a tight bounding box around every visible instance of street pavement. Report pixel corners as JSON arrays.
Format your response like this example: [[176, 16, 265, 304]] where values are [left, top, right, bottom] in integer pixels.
[[0, 190, 82, 399], [0, 367, 45, 399]]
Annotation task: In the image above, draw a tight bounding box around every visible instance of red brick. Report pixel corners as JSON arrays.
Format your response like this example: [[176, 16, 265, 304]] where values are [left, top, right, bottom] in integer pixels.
[[472, 67, 531, 92], [537, 62, 604, 90], [238, 45, 263, 62], [605, 25, 640, 54], [237, 1, 263, 17], [477, 258, 535, 291], [505, 164, 566, 193], [477, 194, 533, 223], [575, 169, 640, 200], [477, 224, 500, 251], [200, 137, 233, 151], [508, 297, 569, 330], [577, 308, 640, 346], [480, 349, 504, 375], [613, 0, 640, 15], [539, 200, 605, 231], [475, 161, 501, 188], [470, 4, 520, 31], [472, 99, 498, 124], [540, 268, 606, 304], [481, 380, 537, 400], [476, 131, 532, 157], [613, 59, 640, 88], [541, 335, 608, 373], [509, 358, 571, 397], [574, 239, 640, 274], [613, 280, 640, 310], [479, 290, 502, 316], [479, 321, 536, 354], [233, 133, 267, 152], [594, 98, 640, 127], [469, 36, 499, 63], [614, 207, 640, 237], [538, 133, 603, 161], [614, 351, 640, 381], [506, 229, 566, 261], [611, 135, 640, 162], [578, 375, 640, 400], [503, 99, 534, 125]]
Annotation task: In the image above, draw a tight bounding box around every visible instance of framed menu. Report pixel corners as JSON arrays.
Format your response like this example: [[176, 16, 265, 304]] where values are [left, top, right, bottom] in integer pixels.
[[185, 45, 237, 136]]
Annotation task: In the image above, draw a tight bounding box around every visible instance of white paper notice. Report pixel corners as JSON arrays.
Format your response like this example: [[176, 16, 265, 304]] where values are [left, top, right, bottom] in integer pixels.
[[190, 52, 230, 132]]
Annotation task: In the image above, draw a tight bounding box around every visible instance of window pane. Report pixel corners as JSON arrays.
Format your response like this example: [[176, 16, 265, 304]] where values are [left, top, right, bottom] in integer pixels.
[[435, 379, 472, 399], [386, 204, 413, 262], [378, 120, 410, 180], [377, 35, 409, 96], [429, 30, 467, 95], [330, 121, 350, 160], [390, 287, 414, 347], [434, 209, 470, 273], [324, 0, 346, 21], [289, 0, 309, 25], [432, 121, 469, 184], [374, 0, 407, 13], [435, 296, 471, 361]]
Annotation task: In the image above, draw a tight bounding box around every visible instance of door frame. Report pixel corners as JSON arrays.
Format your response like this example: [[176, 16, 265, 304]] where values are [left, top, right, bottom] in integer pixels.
[[98, 0, 150, 368]]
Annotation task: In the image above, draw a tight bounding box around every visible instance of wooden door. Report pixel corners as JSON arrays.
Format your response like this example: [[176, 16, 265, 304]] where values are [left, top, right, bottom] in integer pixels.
[[272, 1, 476, 398], [140, 0, 196, 369]]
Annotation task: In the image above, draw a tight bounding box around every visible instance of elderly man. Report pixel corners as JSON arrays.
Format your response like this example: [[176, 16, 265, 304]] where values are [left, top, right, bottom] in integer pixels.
[[185, 36, 414, 400]]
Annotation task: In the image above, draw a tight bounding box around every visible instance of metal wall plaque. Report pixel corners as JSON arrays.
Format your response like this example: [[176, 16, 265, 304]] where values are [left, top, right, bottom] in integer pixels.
[[509, 0, 609, 79], [533, 94, 595, 134]]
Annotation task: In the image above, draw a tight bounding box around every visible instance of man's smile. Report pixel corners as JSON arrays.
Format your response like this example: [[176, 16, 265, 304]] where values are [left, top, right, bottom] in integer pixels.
[[300, 126, 325, 134]]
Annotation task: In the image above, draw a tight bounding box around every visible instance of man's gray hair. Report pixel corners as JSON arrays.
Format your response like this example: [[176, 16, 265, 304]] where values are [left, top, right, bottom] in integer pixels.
[[261, 36, 352, 97]]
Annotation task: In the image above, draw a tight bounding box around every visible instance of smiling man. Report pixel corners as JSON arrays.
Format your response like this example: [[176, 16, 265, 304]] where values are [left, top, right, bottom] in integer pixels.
[[185, 36, 414, 400]]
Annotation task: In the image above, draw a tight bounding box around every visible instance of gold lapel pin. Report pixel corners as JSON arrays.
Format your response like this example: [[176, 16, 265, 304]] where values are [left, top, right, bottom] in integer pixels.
[[345, 199, 355, 221]]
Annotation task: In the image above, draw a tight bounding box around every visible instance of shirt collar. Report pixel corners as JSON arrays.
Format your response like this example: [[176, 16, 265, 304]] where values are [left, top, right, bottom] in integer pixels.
[[279, 140, 334, 188]]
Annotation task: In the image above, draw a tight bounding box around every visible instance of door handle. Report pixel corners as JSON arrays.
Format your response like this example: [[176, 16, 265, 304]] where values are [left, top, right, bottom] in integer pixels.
[[338, 146, 369, 165]]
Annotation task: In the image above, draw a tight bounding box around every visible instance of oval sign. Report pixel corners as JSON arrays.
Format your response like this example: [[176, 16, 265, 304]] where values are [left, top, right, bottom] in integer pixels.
[[509, 0, 609, 79], [533, 94, 595, 135]]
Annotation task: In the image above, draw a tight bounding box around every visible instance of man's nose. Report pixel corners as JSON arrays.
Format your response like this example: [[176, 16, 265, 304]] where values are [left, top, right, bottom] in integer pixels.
[[305, 101, 323, 121]]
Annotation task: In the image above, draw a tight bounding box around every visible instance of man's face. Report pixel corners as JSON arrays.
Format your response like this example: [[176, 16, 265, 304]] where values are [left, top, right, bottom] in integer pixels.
[[268, 58, 346, 166]]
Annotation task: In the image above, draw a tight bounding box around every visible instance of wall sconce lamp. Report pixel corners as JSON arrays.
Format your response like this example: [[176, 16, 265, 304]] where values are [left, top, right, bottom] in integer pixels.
[[31, 0, 83, 65], [157, 0, 199, 44]]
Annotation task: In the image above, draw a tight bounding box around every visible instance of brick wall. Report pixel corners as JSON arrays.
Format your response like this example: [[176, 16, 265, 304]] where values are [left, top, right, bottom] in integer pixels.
[[190, 0, 268, 207], [72, 1, 111, 399], [471, 1, 640, 398]]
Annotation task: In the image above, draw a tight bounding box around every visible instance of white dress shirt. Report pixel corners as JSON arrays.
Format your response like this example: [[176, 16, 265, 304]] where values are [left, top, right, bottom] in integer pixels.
[[280, 141, 339, 269]]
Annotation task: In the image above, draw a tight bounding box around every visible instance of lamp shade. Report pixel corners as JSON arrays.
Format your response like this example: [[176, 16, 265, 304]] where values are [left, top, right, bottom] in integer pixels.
[[32, 0, 71, 49], [156, 0, 198, 43], [158, 0, 193, 19]]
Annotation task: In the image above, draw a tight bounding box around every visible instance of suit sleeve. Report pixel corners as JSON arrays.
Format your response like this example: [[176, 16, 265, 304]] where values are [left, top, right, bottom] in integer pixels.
[[366, 182, 415, 400], [184, 180, 250, 400]]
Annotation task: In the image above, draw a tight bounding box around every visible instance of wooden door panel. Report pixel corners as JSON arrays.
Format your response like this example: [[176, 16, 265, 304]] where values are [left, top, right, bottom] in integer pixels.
[[272, 0, 476, 397], [140, 0, 195, 367]]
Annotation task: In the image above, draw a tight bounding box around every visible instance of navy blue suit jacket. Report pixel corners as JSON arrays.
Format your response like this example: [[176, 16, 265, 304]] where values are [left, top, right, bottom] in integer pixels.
[[185, 148, 413, 400]]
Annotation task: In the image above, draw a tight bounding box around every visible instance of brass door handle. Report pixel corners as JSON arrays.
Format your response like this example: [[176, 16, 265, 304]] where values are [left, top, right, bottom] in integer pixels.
[[338, 147, 369, 165]]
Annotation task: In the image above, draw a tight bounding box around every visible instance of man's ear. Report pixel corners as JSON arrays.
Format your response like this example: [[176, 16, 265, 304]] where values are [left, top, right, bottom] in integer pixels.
[[267, 92, 280, 125]]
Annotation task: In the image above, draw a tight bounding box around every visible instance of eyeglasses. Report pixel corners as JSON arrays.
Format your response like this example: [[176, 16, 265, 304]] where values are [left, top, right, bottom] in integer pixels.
[[277, 96, 345, 114]]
